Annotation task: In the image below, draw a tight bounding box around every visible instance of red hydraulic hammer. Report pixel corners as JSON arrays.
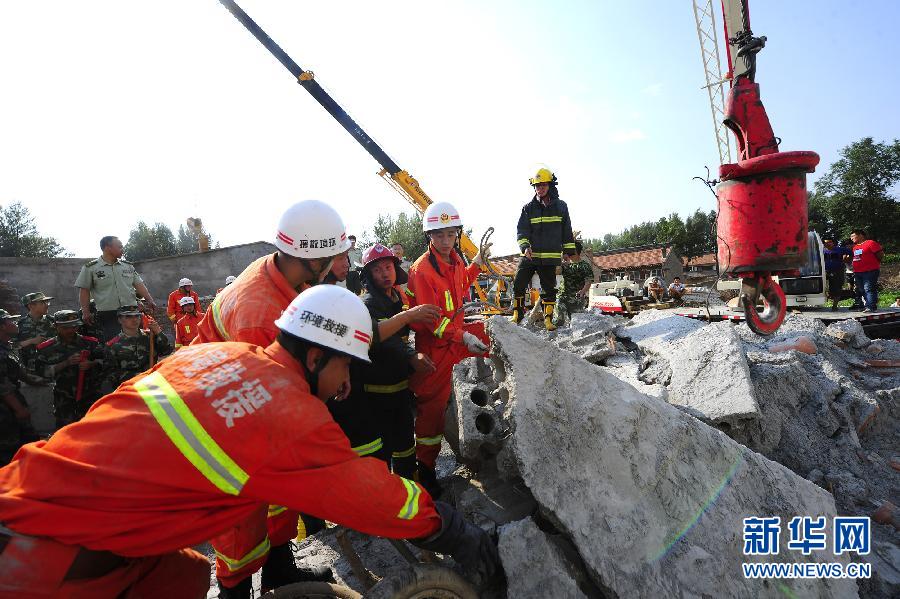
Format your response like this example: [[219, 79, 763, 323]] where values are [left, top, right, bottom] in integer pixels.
[[716, 1, 819, 335]]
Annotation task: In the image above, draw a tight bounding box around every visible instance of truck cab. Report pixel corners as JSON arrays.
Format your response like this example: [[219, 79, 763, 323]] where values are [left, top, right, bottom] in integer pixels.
[[773, 231, 827, 308]]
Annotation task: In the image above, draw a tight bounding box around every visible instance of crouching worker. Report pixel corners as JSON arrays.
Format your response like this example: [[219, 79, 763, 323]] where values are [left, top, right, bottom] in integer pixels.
[[0, 285, 501, 598], [408, 202, 491, 496]]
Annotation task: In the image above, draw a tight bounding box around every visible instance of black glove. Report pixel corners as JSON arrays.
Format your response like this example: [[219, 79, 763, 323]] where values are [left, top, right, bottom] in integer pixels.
[[411, 501, 502, 584]]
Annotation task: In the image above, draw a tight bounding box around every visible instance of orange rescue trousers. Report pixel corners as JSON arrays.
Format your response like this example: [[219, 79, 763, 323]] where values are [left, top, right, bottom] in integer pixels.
[[410, 321, 487, 470], [0, 531, 209, 599], [211, 505, 315, 588]]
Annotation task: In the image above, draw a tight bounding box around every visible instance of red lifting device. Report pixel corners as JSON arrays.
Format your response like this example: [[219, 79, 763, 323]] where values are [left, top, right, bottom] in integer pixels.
[[716, 1, 819, 335]]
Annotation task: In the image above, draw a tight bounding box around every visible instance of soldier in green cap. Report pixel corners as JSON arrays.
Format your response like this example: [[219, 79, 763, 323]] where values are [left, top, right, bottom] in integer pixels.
[[104, 305, 172, 388], [0, 309, 39, 464], [35, 310, 106, 429], [15, 292, 56, 376], [553, 240, 594, 327]]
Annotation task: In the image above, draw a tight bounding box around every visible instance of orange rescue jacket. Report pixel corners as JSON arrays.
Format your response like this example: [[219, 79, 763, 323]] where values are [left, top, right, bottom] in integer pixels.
[[407, 247, 481, 351], [174, 312, 203, 348], [193, 254, 307, 347], [167, 289, 202, 322], [0, 342, 439, 556]]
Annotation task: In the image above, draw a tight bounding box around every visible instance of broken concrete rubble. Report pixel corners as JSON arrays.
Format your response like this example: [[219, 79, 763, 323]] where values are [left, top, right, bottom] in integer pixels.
[[618, 311, 761, 428], [498, 518, 592, 599], [451, 317, 858, 598]]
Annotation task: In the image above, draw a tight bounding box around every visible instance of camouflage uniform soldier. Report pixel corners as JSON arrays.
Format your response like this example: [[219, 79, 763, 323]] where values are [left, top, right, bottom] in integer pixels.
[[104, 306, 172, 388], [35, 310, 106, 430], [0, 309, 39, 464], [553, 241, 594, 327], [15, 292, 56, 376]]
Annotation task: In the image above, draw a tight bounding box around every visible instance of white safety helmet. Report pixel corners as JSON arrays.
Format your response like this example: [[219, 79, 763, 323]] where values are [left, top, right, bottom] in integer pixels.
[[178, 296, 196, 306], [423, 201, 463, 232], [274, 200, 352, 259], [225, 275, 237, 285], [179, 278, 193, 287], [274, 285, 372, 362]]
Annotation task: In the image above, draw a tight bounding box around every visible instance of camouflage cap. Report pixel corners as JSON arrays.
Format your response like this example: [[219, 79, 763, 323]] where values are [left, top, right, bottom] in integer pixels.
[[21, 291, 54, 305], [52, 310, 82, 326], [117, 305, 142, 316], [0, 309, 20, 320]]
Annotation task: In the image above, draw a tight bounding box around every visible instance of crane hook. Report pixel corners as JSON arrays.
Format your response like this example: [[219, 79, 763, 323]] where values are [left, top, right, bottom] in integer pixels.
[[740, 272, 786, 336]]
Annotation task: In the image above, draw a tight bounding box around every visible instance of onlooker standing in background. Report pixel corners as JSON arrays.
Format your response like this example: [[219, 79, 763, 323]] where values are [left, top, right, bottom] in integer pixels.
[[74, 236, 157, 341], [847, 229, 884, 312], [345, 234, 364, 295], [36, 310, 106, 429], [15, 292, 55, 375], [822, 238, 850, 309], [0, 309, 38, 465], [391, 242, 412, 293], [391, 242, 413, 274]]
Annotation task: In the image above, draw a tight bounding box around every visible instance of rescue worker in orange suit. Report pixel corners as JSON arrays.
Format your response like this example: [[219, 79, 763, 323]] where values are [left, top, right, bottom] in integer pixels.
[[174, 296, 202, 349], [0, 285, 501, 598], [510, 167, 577, 330], [407, 201, 491, 496], [216, 275, 237, 296], [192, 200, 441, 597], [167, 278, 202, 323]]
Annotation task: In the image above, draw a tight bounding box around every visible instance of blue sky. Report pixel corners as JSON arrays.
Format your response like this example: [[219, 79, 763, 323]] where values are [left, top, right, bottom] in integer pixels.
[[1, 1, 897, 258]]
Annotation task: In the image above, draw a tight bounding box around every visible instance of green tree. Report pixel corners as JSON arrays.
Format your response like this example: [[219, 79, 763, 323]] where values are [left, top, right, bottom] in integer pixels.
[[0, 201, 66, 257], [367, 211, 427, 261], [812, 137, 900, 248], [583, 208, 716, 261], [124, 221, 177, 261]]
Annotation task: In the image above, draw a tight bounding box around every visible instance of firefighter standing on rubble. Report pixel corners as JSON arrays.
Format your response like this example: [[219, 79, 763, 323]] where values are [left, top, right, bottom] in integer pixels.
[[407, 201, 491, 496], [0, 286, 500, 598], [193, 200, 440, 598], [510, 167, 577, 330]]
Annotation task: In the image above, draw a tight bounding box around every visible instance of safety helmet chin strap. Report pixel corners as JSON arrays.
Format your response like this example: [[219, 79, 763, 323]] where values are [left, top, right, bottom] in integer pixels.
[[299, 256, 337, 285], [297, 345, 335, 397]]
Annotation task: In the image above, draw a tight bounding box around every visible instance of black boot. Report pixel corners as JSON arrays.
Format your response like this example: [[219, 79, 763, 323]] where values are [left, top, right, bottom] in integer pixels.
[[416, 464, 443, 499], [216, 577, 252, 599], [260, 541, 335, 591]]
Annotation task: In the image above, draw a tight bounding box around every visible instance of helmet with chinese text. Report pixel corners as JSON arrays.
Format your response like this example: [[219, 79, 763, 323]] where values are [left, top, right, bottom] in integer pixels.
[[274, 285, 372, 362], [274, 200, 352, 259]]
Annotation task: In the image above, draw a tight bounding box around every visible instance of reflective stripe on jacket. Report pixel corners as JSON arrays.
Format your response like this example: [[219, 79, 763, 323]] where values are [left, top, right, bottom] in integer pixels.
[[407, 248, 481, 349], [167, 289, 202, 322], [516, 195, 577, 266], [0, 341, 440, 556], [193, 254, 307, 347]]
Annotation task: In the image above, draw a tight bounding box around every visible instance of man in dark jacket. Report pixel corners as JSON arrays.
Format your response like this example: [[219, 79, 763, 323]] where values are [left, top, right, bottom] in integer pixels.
[[512, 167, 577, 330]]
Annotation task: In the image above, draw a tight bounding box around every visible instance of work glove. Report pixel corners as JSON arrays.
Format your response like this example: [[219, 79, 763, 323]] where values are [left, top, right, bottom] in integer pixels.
[[462, 332, 488, 354], [473, 242, 493, 267], [411, 501, 502, 585]]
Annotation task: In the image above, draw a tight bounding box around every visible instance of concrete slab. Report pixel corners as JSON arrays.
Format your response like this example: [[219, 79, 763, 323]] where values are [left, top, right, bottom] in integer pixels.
[[483, 316, 858, 599]]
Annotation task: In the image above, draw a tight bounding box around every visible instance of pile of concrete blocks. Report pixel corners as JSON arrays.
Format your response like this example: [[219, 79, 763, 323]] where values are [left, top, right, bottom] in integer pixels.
[[447, 312, 900, 598]]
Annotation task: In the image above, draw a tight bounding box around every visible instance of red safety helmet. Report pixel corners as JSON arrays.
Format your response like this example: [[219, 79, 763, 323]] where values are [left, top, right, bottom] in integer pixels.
[[361, 243, 408, 285]]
